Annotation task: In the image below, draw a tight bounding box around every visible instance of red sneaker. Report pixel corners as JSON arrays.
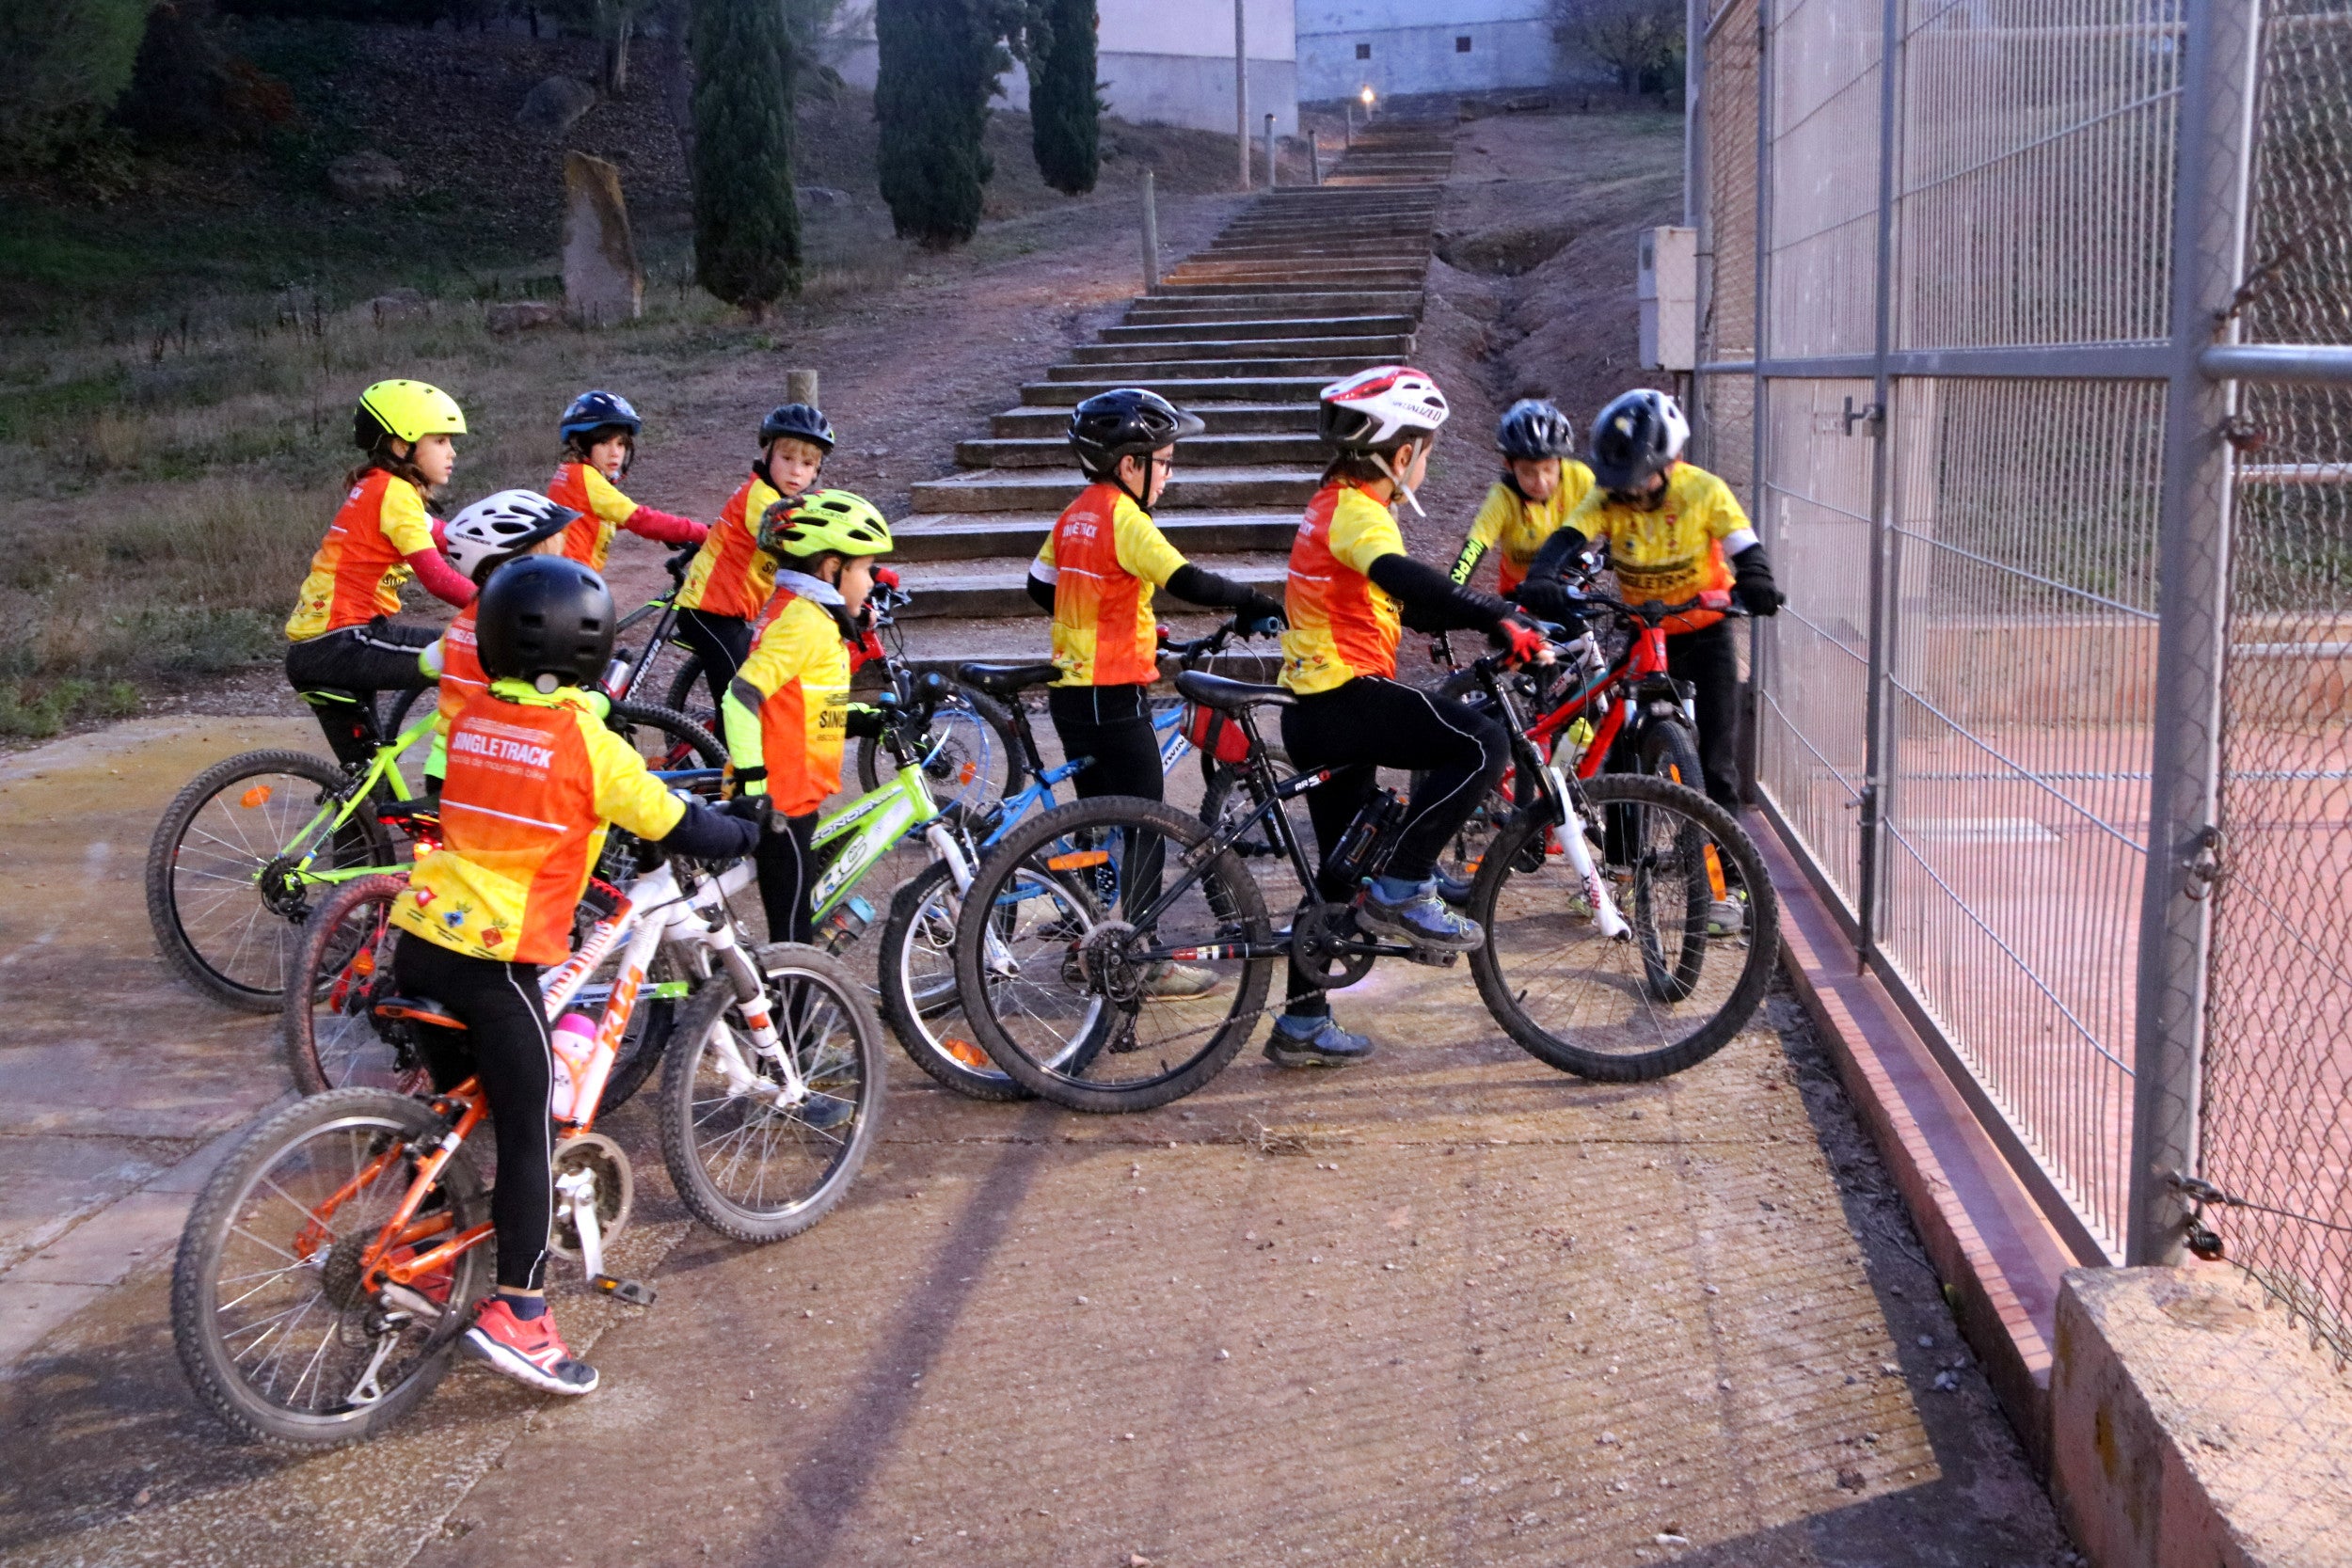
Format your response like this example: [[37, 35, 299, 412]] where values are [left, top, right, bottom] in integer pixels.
[[464, 1298, 598, 1395]]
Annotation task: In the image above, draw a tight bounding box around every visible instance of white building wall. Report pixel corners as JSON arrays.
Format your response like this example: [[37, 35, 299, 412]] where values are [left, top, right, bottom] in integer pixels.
[[836, 0, 1298, 136], [1296, 0, 1555, 102]]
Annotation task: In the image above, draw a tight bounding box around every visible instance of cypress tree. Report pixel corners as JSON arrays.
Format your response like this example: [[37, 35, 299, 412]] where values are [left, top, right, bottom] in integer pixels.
[[691, 0, 803, 316], [875, 0, 1009, 248], [1026, 0, 1099, 195]]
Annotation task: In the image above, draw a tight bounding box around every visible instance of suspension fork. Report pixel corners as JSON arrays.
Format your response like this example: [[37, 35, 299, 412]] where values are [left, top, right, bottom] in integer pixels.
[[1477, 660, 1631, 942]]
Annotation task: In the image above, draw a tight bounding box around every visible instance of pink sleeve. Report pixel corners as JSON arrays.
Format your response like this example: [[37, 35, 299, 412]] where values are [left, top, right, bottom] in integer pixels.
[[403, 547, 477, 608], [625, 507, 708, 547]]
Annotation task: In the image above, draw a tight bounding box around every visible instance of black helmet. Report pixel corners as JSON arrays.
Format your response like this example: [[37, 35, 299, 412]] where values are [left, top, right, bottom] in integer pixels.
[[758, 403, 836, 453], [1069, 388, 1205, 481], [1588, 389, 1691, 494], [1496, 398, 1578, 461], [560, 388, 642, 445], [476, 556, 615, 690]]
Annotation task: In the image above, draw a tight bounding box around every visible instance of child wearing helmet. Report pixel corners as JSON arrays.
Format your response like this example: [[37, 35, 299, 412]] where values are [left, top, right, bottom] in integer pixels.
[[284, 380, 484, 768], [1024, 388, 1285, 995], [1516, 388, 1782, 808], [417, 489, 585, 790], [1450, 398, 1597, 594], [389, 555, 761, 1400], [722, 490, 894, 953], [546, 390, 708, 570], [1268, 366, 1550, 1069], [672, 403, 836, 721]]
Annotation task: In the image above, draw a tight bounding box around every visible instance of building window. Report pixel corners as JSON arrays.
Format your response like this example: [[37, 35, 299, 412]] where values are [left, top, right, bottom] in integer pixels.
[[1355, 41, 1371, 59], [1455, 35, 1472, 52]]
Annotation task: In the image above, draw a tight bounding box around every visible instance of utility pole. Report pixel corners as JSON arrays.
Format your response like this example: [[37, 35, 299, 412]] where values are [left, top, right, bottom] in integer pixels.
[[1140, 168, 1160, 289], [1263, 113, 1278, 188], [1234, 0, 1250, 190]]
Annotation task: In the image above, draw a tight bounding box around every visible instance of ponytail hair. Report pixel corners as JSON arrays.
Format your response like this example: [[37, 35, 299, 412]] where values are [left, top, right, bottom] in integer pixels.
[[343, 442, 441, 510]]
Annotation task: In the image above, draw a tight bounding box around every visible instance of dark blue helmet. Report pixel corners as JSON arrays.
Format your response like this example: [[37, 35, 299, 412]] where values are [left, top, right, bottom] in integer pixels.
[[759, 403, 836, 453], [559, 389, 642, 445], [1496, 398, 1578, 461]]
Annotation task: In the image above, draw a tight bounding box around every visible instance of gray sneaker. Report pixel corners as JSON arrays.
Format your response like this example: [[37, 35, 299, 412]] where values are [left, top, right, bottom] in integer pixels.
[[1356, 880, 1485, 957], [1142, 960, 1221, 1001], [1263, 1015, 1375, 1069]]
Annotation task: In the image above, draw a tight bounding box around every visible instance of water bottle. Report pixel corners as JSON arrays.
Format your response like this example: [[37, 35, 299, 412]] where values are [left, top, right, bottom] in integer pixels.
[[548, 1011, 603, 1124]]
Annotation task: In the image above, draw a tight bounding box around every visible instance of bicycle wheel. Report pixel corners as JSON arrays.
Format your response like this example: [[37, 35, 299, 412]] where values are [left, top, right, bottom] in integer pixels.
[[877, 859, 1031, 1101], [1637, 717, 1705, 791], [148, 750, 396, 1012], [171, 1088, 492, 1448], [605, 699, 724, 774], [952, 795, 1273, 1114], [1199, 762, 1294, 863], [284, 875, 426, 1096], [1468, 772, 1777, 1082], [658, 944, 883, 1243], [856, 682, 1026, 819], [660, 652, 715, 735]]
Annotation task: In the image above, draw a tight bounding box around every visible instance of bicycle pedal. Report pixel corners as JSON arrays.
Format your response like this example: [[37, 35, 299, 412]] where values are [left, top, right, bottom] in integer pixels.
[[594, 1275, 658, 1307]]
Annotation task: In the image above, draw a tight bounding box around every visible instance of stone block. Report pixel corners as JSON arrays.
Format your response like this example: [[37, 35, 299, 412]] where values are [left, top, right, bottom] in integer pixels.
[[517, 73, 596, 135], [2051, 1266, 2352, 1568], [486, 300, 563, 336], [325, 150, 403, 203], [562, 151, 643, 325]]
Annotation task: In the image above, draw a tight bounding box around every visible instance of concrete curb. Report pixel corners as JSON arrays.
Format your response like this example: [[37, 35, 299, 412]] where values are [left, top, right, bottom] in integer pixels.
[[1753, 812, 2083, 1472]]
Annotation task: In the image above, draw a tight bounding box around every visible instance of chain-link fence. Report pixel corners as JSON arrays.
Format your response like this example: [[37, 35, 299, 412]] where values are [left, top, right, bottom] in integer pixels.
[[1693, 0, 2352, 1352]]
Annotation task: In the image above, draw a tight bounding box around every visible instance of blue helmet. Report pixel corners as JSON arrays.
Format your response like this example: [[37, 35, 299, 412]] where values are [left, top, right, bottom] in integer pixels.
[[559, 389, 642, 445], [758, 402, 836, 453]]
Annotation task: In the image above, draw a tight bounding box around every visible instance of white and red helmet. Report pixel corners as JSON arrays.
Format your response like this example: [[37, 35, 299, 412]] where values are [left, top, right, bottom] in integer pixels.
[[1318, 365, 1450, 452], [440, 489, 579, 582]]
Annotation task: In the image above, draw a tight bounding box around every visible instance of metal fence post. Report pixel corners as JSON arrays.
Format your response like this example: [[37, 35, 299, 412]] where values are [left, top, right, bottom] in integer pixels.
[[1264, 113, 1278, 189], [1140, 169, 1160, 292], [1748, 0, 1774, 776], [1852, 0, 1902, 961], [2127, 0, 2261, 1267]]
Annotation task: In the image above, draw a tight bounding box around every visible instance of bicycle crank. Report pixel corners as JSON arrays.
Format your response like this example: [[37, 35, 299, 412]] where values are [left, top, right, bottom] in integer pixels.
[[1291, 899, 1376, 990], [550, 1132, 634, 1268]]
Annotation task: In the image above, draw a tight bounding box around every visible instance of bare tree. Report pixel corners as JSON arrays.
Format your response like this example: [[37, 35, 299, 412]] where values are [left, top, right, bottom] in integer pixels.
[[1549, 0, 1684, 95]]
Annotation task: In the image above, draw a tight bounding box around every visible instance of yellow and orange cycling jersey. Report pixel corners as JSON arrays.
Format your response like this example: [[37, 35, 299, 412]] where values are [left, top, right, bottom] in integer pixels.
[[722, 591, 850, 817], [547, 461, 644, 572], [1279, 482, 1406, 696], [675, 468, 784, 620], [1564, 462, 1748, 634], [390, 681, 686, 966], [428, 601, 487, 734], [1033, 482, 1190, 688], [1453, 462, 1597, 593], [284, 469, 439, 641]]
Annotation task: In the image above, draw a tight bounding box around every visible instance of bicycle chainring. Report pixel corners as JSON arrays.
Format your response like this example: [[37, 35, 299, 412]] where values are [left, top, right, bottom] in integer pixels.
[[1292, 898, 1375, 990]]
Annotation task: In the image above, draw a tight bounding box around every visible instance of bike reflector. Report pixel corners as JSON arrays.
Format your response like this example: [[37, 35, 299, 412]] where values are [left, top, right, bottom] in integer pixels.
[[1044, 849, 1110, 871], [1181, 702, 1253, 765], [240, 784, 273, 808]]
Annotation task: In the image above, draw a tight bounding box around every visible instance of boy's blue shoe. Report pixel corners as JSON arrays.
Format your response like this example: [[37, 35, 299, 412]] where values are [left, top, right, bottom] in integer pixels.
[[1263, 1013, 1375, 1069], [1357, 877, 1484, 957]]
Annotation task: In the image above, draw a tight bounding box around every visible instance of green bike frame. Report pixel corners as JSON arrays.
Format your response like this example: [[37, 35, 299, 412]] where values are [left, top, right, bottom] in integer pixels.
[[807, 750, 950, 925], [277, 705, 440, 894]]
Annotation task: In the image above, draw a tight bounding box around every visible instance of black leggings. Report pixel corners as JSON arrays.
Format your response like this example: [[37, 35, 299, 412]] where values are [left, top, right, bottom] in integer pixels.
[[755, 808, 820, 947], [285, 620, 440, 769], [1278, 675, 1509, 1012], [1047, 684, 1168, 909], [675, 609, 753, 721], [389, 936, 555, 1292], [1665, 619, 1742, 807]]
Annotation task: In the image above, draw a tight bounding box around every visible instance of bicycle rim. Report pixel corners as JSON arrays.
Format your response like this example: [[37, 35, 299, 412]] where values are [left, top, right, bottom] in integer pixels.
[[286, 875, 426, 1095], [606, 700, 723, 773], [1469, 773, 1777, 1082], [173, 1091, 488, 1446]]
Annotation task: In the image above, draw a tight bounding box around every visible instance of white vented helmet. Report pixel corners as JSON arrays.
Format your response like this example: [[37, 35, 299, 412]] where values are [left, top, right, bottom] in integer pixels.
[[440, 489, 580, 581], [1318, 365, 1451, 452]]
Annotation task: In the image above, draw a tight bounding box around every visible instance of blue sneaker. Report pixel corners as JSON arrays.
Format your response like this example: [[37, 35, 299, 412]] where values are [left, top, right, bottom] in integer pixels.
[[1433, 867, 1475, 908], [1356, 879, 1484, 957], [1263, 1014, 1375, 1069]]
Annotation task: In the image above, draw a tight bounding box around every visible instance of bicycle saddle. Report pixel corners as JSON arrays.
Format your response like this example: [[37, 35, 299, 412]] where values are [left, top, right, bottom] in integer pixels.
[[373, 995, 467, 1031], [958, 660, 1059, 697], [1174, 669, 1294, 711]]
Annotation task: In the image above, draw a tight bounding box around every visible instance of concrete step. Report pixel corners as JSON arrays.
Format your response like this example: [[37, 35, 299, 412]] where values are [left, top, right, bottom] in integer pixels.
[[989, 401, 1317, 438], [1160, 271, 1427, 292], [1021, 374, 1333, 405], [891, 508, 1301, 561], [1043, 353, 1390, 382], [908, 464, 1323, 514], [1098, 313, 1414, 343], [956, 430, 1327, 468], [1126, 293, 1424, 321], [1067, 333, 1411, 366], [894, 553, 1291, 619], [1168, 259, 1424, 277]]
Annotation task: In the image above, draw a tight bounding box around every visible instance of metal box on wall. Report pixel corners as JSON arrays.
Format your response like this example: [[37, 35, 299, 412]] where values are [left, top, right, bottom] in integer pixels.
[[1637, 225, 1697, 372]]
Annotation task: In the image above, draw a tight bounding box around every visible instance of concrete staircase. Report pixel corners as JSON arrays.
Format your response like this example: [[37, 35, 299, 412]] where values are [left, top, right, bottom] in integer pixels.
[[894, 121, 1456, 619]]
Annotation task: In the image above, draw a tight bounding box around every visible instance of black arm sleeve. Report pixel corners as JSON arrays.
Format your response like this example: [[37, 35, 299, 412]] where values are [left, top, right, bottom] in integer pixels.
[[1025, 571, 1056, 613], [1364, 552, 1513, 635], [660, 800, 759, 860], [1165, 562, 1263, 612], [1522, 525, 1597, 588]]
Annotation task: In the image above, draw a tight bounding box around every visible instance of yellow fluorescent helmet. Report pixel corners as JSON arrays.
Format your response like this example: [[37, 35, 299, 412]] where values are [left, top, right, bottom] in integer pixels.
[[358, 379, 468, 445], [757, 489, 894, 559]]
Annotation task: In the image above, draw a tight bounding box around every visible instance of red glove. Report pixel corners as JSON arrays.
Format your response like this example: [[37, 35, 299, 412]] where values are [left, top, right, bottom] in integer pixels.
[[1499, 615, 1549, 666], [403, 547, 476, 608], [875, 565, 900, 591], [625, 507, 707, 547]]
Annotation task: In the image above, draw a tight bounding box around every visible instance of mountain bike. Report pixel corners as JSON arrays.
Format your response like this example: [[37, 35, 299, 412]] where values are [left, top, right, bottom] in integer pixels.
[[947, 639, 1778, 1113], [146, 689, 720, 1013], [174, 844, 882, 1447], [873, 619, 1279, 1101]]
